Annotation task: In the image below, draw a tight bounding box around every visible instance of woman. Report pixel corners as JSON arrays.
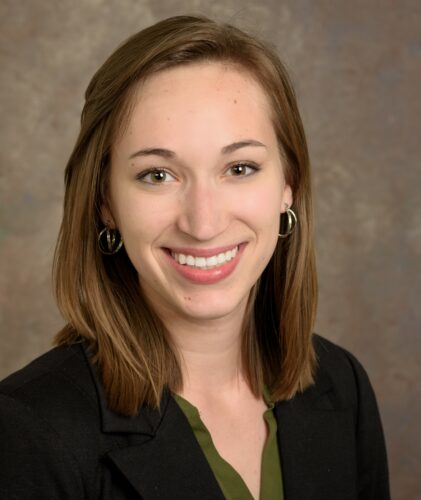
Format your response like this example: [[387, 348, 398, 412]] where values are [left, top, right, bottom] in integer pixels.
[[0, 15, 389, 499]]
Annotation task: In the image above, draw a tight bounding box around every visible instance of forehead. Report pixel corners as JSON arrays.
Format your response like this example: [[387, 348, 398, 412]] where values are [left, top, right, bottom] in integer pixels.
[[138, 61, 269, 104], [114, 62, 277, 151]]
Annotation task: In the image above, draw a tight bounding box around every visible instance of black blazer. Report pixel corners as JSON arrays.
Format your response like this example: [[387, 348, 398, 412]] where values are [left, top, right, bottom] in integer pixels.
[[0, 335, 389, 499]]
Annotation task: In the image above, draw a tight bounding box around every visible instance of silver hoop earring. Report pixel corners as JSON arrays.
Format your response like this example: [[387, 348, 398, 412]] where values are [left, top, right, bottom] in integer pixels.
[[98, 226, 123, 255], [278, 207, 297, 238]]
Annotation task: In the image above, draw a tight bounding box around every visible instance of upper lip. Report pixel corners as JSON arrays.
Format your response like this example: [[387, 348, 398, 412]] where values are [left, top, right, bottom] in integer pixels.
[[165, 243, 242, 258]]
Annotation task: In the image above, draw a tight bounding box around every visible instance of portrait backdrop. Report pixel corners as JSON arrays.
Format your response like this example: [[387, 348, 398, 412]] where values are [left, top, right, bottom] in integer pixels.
[[0, 1, 419, 498]]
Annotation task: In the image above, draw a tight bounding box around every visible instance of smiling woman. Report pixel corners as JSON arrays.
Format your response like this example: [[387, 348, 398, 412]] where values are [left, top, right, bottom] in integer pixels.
[[104, 62, 289, 324], [0, 15, 389, 500]]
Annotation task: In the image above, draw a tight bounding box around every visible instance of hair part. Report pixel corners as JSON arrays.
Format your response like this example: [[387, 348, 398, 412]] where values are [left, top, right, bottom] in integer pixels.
[[53, 15, 317, 416]]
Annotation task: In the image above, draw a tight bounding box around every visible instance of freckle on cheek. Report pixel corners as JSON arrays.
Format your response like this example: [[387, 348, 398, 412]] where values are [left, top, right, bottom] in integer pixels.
[[184, 296, 192, 301]]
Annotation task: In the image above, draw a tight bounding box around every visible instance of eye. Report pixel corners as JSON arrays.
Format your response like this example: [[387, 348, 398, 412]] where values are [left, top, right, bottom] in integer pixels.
[[226, 162, 259, 177], [136, 168, 176, 184]]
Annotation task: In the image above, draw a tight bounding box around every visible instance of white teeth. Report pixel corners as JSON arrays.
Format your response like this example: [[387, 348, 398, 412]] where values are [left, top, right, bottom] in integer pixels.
[[217, 253, 226, 264], [196, 257, 206, 268], [207, 256, 217, 267], [171, 246, 239, 269]]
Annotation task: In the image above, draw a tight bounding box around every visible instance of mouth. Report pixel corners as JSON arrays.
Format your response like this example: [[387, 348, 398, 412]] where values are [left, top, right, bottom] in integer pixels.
[[161, 243, 246, 284], [167, 245, 239, 270]]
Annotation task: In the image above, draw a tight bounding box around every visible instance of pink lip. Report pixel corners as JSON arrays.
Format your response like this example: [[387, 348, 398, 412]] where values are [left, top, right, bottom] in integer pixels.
[[162, 243, 247, 285]]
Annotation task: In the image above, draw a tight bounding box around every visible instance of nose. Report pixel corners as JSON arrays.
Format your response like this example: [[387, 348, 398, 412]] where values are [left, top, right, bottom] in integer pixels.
[[176, 180, 230, 240]]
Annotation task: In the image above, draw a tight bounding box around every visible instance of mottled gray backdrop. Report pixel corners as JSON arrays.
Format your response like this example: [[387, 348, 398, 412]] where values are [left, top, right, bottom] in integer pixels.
[[0, 1, 420, 498]]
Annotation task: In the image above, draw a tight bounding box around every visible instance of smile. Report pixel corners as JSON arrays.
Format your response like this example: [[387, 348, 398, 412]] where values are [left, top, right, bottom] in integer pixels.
[[163, 243, 246, 285], [170, 246, 238, 270]]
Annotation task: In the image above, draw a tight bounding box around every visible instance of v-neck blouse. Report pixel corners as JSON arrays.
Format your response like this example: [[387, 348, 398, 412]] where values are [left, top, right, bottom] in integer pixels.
[[172, 389, 284, 500]]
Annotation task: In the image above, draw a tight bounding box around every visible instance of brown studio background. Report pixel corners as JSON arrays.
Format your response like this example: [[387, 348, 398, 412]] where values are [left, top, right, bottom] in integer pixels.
[[0, 1, 420, 498]]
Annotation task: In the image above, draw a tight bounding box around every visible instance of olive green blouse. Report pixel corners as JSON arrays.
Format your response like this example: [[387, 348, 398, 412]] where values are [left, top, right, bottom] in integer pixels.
[[172, 389, 284, 500]]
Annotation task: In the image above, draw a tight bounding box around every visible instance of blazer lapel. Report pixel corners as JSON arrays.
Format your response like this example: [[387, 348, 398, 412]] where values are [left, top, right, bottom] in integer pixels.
[[105, 396, 224, 500], [84, 344, 223, 500]]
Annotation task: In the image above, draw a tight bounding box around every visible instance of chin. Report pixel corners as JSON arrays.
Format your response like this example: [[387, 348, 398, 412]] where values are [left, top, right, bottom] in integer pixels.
[[177, 293, 248, 321]]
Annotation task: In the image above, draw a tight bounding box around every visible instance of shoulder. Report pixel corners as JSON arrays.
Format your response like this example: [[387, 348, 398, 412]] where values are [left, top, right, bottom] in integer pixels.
[[311, 333, 375, 408], [0, 341, 103, 448], [313, 332, 368, 375], [1, 341, 87, 389], [0, 341, 98, 419], [311, 333, 386, 432], [0, 342, 103, 498], [310, 334, 390, 497]]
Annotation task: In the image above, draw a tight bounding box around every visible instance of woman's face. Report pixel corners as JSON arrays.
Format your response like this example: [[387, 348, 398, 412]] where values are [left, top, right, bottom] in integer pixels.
[[104, 62, 292, 324]]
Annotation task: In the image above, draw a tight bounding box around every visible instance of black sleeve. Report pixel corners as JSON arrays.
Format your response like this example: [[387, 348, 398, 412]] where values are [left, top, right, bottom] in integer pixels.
[[0, 394, 85, 499], [343, 350, 391, 500]]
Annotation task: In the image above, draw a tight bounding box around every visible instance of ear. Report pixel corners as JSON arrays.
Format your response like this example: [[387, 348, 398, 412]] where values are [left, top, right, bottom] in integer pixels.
[[281, 184, 293, 212], [100, 203, 116, 229]]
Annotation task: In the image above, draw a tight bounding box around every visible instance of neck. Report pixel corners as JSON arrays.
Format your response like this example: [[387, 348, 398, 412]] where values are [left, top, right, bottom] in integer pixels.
[[161, 303, 249, 397]]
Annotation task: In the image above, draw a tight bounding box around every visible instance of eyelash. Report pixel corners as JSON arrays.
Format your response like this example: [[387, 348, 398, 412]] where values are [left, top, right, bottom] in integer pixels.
[[136, 169, 174, 184], [226, 163, 260, 177], [136, 163, 260, 185]]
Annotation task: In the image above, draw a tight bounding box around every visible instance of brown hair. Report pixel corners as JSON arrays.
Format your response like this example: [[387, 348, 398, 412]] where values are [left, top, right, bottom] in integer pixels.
[[53, 15, 317, 416]]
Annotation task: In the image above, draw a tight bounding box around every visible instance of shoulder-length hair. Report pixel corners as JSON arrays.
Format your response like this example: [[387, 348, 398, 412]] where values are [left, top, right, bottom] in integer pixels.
[[53, 15, 317, 416]]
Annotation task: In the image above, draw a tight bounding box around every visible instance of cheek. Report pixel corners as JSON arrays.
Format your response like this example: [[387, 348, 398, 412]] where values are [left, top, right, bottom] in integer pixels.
[[235, 182, 282, 269], [233, 181, 282, 229], [111, 188, 175, 245]]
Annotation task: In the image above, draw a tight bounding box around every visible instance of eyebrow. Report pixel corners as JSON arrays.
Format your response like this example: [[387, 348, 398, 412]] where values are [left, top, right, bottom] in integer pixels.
[[128, 139, 267, 160]]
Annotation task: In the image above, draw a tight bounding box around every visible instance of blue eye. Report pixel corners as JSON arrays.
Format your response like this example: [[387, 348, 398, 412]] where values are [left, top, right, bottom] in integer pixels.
[[137, 169, 176, 184], [226, 163, 259, 177]]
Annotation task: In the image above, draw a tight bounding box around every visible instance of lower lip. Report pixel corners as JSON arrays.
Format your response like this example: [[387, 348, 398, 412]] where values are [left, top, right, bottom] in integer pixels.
[[162, 244, 246, 285]]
